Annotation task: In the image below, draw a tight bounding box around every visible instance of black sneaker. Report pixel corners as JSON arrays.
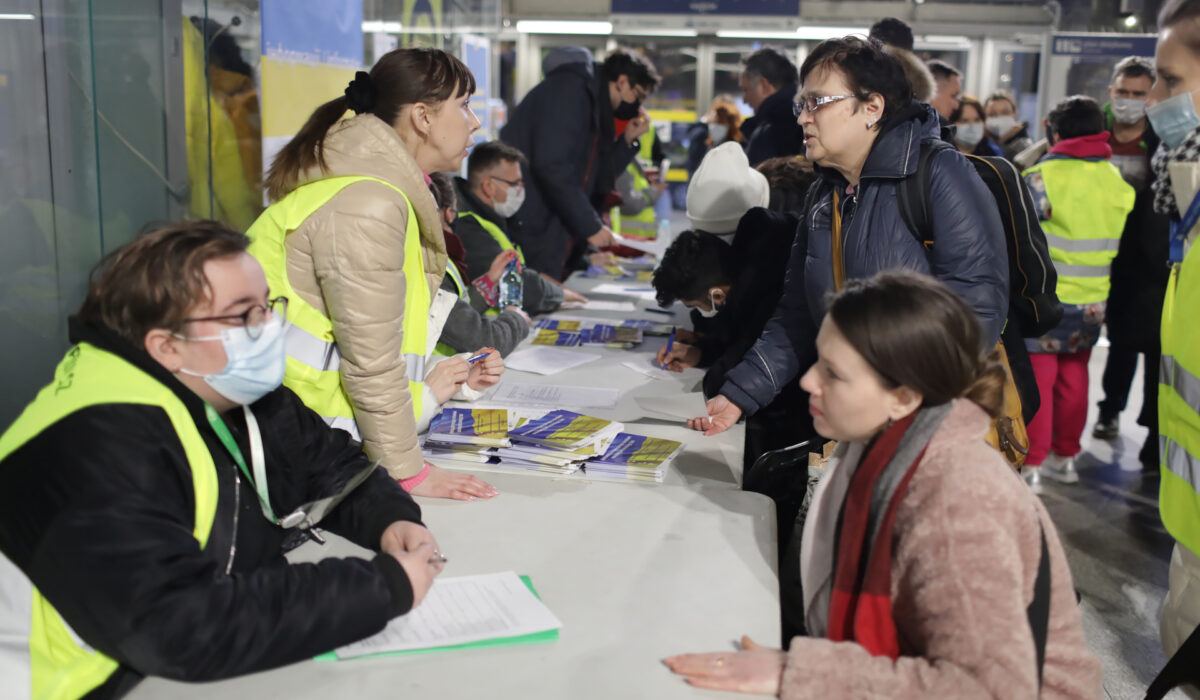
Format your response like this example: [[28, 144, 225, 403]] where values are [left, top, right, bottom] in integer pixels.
[[1092, 417, 1120, 440]]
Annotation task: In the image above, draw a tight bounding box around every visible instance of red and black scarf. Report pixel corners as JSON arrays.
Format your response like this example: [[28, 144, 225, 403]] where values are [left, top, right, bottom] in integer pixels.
[[825, 412, 930, 659]]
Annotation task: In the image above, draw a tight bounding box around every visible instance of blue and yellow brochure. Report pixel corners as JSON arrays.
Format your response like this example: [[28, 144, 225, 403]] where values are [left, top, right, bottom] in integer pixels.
[[425, 408, 511, 448]]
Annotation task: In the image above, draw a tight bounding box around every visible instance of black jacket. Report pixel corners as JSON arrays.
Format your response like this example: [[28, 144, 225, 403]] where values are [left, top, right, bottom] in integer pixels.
[[742, 84, 805, 166], [1107, 128, 1171, 352], [452, 176, 564, 315], [499, 47, 639, 279], [697, 208, 799, 397], [0, 319, 422, 697]]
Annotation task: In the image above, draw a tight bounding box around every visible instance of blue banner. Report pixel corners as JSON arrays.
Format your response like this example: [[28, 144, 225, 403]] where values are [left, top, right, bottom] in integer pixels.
[[261, 0, 363, 67], [1050, 33, 1156, 58], [611, 0, 798, 16]]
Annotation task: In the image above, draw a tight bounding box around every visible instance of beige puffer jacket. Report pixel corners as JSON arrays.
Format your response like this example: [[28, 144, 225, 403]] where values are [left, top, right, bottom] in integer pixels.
[[281, 114, 447, 480]]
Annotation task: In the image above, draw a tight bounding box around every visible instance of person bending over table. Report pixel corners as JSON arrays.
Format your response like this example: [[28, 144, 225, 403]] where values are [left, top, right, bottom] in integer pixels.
[[665, 272, 1099, 699], [0, 223, 445, 698]]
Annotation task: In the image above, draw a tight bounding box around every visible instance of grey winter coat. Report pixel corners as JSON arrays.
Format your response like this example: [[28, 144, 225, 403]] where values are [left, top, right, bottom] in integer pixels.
[[720, 103, 1010, 415]]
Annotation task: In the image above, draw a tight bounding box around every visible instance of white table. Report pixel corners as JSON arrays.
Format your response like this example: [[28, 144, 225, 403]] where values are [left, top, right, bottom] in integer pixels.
[[129, 473, 780, 700]]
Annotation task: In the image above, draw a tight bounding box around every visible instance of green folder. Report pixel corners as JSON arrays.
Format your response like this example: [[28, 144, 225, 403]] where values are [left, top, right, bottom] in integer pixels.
[[315, 575, 558, 661]]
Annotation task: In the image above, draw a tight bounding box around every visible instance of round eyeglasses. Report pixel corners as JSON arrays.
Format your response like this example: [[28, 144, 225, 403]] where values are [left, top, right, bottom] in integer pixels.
[[793, 94, 859, 117], [182, 296, 289, 340]]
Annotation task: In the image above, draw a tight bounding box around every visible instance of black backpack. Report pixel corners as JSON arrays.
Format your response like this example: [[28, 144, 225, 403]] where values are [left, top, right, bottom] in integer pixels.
[[896, 140, 1064, 337]]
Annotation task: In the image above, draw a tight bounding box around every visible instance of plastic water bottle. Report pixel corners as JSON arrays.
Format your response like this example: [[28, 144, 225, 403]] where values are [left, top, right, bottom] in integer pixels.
[[656, 218, 672, 255], [499, 258, 523, 309]]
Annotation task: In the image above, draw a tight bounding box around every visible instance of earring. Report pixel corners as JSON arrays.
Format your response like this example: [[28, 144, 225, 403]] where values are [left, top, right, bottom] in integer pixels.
[[866, 120, 875, 130]]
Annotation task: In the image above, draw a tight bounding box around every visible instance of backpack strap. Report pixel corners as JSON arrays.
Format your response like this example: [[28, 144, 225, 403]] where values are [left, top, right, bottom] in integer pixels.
[[1027, 523, 1051, 690], [896, 140, 954, 248]]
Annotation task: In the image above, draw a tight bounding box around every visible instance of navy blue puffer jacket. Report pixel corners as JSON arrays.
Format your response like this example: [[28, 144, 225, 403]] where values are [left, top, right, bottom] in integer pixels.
[[720, 103, 1010, 415]]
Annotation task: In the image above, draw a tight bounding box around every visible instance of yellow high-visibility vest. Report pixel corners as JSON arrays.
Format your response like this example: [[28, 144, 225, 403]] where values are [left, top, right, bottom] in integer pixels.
[[1023, 157, 1134, 305], [1160, 240, 1200, 558], [246, 176, 430, 438], [0, 343, 219, 700]]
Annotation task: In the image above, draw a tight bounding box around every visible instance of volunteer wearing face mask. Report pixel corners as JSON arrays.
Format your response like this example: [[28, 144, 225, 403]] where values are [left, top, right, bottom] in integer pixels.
[[1143, 3, 1200, 697], [1106, 56, 1157, 189], [499, 47, 660, 279], [453, 141, 582, 314], [951, 95, 1005, 158], [984, 90, 1035, 162], [0, 222, 443, 698]]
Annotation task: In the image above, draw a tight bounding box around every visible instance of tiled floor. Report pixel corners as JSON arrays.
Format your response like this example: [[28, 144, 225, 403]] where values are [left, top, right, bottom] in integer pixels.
[[1039, 344, 1188, 699]]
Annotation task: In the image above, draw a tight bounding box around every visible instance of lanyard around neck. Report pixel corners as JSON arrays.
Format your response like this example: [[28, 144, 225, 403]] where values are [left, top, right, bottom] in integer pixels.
[[204, 403, 277, 523]]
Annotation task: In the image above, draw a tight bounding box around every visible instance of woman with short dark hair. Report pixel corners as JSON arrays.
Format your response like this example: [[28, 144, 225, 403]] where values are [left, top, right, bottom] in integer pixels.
[[696, 36, 1009, 439], [666, 271, 1100, 699]]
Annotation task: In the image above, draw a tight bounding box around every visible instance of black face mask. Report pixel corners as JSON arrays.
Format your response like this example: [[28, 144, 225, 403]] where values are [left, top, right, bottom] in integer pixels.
[[614, 98, 641, 120]]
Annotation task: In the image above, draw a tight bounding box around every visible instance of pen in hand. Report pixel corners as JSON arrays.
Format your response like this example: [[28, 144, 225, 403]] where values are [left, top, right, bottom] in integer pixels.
[[662, 326, 676, 370]]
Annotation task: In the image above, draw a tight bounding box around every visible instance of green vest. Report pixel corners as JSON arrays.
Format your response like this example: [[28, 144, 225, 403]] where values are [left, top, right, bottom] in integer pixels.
[[612, 128, 658, 237], [1023, 158, 1134, 305], [246, 176, 430, 438], [457, 211, 525, 265], [1160, 241, 1200, 557], [0, 343, 219, 700]]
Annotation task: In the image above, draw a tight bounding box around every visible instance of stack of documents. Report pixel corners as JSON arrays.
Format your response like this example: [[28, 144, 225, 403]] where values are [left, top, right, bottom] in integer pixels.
[[579, 324, 642, 349], [508, 409, 623, 453], [585, 432, 684, 483], [424, 408, 512, 448]]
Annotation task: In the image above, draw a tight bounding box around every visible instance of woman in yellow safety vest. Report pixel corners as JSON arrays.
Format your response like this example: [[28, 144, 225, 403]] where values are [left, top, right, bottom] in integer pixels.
[[1143, 2, 1200, 696], [250, 47, 497, 501]]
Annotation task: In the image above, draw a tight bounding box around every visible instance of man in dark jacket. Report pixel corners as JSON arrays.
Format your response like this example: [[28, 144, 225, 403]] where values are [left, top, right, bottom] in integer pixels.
[[698, 101, 1009, 434], [500, 47, 659, 279], [453, 140, 583, 314], [0, 222, 442, 697], [1092, 56, 1171, 468], [739, 48, 806, 165]]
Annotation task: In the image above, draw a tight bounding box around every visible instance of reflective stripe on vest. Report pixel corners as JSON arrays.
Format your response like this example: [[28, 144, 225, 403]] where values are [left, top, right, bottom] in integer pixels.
[[1160, 240, 1200, 557], [1023, 158, 1134, 305], [0, 343, 219, 700], [247, 176, 430, 433], [457, 211, 525, 265]]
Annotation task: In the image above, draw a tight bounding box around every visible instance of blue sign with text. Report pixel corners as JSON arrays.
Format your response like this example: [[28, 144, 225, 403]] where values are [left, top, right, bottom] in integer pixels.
[[1050, 34, 1156, 58], [611, 0, 798, 15]]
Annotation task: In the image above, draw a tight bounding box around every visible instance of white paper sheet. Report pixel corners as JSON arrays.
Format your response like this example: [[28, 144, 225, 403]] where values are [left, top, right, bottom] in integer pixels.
[[589, 282, 658, 300], [334, 571, 562, 659], [558, 300, 638, 312], [505, 347, 602, 375], [492, 382, 620, 409], [610, 232, 663, 255], [621, 360, 703, 382], [634, 392, 708, 421]]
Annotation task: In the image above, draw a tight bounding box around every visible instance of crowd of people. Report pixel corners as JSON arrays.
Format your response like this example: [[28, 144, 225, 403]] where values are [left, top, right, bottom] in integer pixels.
[[2, 2, 1200, 697]]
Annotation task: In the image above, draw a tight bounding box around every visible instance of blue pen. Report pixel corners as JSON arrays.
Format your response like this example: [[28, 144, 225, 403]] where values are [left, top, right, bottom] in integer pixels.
[[467, 352, 491, 364], [662, 327, 676, 370]]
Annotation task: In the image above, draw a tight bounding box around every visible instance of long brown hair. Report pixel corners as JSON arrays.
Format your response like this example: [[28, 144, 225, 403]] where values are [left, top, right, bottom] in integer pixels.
[[264, 47, 475, 201], [77, 221, 250, 348], [826, 271, 1006, 418]]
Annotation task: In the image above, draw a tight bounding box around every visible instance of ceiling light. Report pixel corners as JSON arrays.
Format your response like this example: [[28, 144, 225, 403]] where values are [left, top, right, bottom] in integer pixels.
[[1123, 15, 1139, 28], [0, 13, 35, 20], [362, 20, 403, 32], [516, 20, 613, 35], [794, 26, 867, 41]]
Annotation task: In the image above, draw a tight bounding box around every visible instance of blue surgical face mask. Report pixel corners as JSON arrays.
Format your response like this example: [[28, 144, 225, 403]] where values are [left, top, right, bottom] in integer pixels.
[[177, 315, 288, 405], [1147, 89, 1200, 150]]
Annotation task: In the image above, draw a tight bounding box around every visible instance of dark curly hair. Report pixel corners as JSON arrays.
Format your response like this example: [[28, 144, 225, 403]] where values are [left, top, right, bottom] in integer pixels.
[[652, 230, 737, 308]]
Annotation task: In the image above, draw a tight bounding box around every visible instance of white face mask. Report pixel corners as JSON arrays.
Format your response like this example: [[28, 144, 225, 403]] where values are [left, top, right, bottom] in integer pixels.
[[985, 115, 1017, 138], [708, 123, 729, 144], [177, 315, 288, 405], [695, 289, 724, 318], [954, 122, 985, 149], [1111, 98, 1147, 125], [493, 184, 525, 218]]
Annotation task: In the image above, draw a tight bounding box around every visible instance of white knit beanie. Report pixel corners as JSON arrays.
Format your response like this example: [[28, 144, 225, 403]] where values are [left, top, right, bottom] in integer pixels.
[[686, 141, 771, 234]]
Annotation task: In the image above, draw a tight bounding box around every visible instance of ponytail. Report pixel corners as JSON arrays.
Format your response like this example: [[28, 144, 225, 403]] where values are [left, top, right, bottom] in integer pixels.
[[963, 350, 1008, 419], [263, 96, 351, 202], [263, 47, 476, 203]]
